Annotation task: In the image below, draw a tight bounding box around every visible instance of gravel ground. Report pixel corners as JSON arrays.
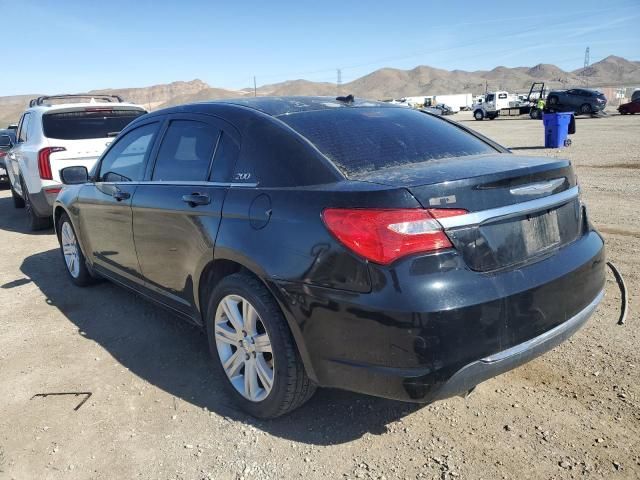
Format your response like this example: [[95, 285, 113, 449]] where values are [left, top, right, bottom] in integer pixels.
[[0, 111, 638, 480]]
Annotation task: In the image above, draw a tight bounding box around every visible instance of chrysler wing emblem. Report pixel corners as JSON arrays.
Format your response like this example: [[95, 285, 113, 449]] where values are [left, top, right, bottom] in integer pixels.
[[510, 178, 565, 196]]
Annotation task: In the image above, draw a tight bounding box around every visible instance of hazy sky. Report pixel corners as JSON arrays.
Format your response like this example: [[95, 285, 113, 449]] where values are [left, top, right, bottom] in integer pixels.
[[2, 0, 639, 95]]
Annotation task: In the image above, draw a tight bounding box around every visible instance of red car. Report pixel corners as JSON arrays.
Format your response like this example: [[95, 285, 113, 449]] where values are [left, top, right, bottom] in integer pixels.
[[618, 98, 640, 114]]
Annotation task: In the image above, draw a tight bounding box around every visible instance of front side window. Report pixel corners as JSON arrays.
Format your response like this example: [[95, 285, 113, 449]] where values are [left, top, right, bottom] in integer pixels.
[[99, 122, 158, 182], [152, 120, 219, 182]]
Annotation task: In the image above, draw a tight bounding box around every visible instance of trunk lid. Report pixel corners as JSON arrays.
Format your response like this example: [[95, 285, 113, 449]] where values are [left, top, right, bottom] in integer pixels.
[[355, 154, 583, 271]]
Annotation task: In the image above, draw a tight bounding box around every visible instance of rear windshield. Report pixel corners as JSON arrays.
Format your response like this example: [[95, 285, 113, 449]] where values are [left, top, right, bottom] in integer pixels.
[[279, 107, 496, 177], [42, 109, 146, 140]]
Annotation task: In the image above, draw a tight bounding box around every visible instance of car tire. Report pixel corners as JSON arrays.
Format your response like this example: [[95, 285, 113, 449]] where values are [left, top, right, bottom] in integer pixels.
[[56, 212, 96, 286], [473, 110, 484, 121], [580, 103, 592, 115], [205, 272, 316, 418], [547, 95, 559, 106], [21, 178, 52, 231], [11, 184, 25, 208], [530, 109, 542, 120]]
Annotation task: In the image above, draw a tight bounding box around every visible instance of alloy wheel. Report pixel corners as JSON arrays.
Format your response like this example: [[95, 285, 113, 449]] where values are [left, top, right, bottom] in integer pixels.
[[214, 294, 274, 402], [61, 222, 80, 278]]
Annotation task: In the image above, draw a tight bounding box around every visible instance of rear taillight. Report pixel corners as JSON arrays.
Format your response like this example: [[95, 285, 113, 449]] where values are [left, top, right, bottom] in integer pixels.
[[37, 147, 66, 180], [0, 151, 6, 158], [322, 208, 467, 265]]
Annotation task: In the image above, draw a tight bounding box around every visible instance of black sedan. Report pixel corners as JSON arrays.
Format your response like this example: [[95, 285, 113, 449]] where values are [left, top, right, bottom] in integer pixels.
[[54, 97, 605, 418]]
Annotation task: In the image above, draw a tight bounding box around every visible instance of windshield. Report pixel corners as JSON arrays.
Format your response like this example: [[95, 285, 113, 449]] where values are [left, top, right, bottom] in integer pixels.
[[42, 108, 146, 140], [279, 107, 496, 177]]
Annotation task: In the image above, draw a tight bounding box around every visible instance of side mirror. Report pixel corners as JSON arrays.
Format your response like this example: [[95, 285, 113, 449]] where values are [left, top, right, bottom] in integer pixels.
[[0, 135, 13, 148], [60, 166, 89, 185]]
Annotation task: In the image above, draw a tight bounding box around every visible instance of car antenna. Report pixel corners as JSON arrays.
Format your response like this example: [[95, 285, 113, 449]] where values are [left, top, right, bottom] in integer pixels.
[[336, 94, 355, 103]]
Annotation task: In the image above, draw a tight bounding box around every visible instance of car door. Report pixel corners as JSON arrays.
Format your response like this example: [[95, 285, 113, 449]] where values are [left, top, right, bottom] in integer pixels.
[[132, 114, 240, 318], [76, 120, 162, 286]]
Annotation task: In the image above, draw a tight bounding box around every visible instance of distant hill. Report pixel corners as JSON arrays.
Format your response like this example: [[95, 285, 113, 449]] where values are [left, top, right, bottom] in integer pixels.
[[1, 55, 639, 125]]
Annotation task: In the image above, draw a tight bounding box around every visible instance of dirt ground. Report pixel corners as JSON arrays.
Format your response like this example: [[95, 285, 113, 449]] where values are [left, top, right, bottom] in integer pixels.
[[0, 111, 638, 480]]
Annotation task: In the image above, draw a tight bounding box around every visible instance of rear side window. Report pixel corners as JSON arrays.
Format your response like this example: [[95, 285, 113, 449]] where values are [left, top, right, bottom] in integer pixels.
[[17, 113, 31, 142], [43, 109, 146, 140], [279, 108, 496, 177], [152, 120, 219, 181], [210, 132, 240, 183], [99, 122, 158, 182]]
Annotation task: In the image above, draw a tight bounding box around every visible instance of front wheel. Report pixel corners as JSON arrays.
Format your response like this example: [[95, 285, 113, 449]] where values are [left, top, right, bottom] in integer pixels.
[[580, 103, 593, 115], [206, 272, 316, 418], [473, 110, 484, 120], [57, 212, 96, 286]]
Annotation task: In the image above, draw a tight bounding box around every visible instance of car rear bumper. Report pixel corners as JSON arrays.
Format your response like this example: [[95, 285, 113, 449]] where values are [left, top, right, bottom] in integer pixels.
[[28, 187, 59, 217], [275, 229, 605, 402], [423, 289, 602, 402]]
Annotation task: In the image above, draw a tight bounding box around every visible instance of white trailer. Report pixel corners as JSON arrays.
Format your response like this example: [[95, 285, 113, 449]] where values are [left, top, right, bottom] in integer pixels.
[[431, 93, 473, 112]]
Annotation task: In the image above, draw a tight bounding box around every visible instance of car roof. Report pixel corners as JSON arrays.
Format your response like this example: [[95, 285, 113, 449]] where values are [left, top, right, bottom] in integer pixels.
[[156, 96, 398, 118], [212, 96, 396, 117]]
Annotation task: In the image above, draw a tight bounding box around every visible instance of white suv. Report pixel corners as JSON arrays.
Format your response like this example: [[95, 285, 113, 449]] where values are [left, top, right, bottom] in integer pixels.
[[6, 95, 147, 230]]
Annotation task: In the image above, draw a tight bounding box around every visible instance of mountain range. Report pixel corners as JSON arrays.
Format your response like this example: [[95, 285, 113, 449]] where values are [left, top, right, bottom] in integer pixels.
[[1, 55, 638, 126]]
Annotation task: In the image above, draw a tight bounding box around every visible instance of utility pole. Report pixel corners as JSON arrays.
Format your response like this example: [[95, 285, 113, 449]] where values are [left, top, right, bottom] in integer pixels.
[[583, 47, 590, 87], [253, 76, 257, 97], [337, 68, 342, 96]]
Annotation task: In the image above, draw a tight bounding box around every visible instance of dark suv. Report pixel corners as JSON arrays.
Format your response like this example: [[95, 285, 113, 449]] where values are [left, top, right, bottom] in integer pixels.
[[54, 97, 605, 418], [547, 88, 607, 115]]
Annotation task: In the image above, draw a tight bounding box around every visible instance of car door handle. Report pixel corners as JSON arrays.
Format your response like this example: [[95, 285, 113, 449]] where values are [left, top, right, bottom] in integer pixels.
[[113, 190, 130, 201], [182, 193, 210, 207]]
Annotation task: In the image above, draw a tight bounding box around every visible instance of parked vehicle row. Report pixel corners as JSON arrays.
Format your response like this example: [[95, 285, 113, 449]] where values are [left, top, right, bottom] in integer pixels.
[[49, 96, 605, 418], [4, 95, 146, 229], [472, 85, 609, 120]]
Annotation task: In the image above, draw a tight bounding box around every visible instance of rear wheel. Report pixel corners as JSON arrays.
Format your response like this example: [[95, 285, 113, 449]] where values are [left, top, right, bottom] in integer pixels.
[[206, 272, 315, 418], [580, 103, 592, 115], [11, 184, 25, 208], [473, 110, 484, 121], [57, 212, 96, 286], [21, 178, 52, 231]]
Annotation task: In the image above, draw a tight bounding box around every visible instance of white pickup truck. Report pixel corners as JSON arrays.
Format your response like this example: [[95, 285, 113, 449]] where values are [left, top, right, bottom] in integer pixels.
[[6, 95, 146, 230]]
